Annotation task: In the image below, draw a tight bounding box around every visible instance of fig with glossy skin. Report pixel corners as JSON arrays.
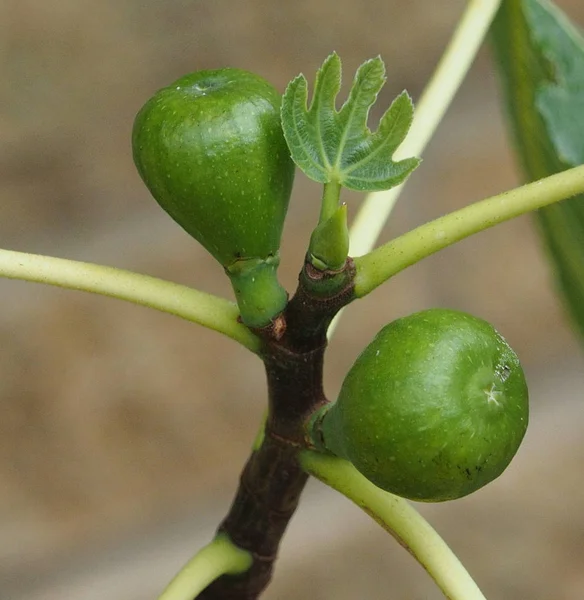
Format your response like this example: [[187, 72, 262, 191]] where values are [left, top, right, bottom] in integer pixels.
[[132, 68, 295, 327], [310, 309, 529, 502]]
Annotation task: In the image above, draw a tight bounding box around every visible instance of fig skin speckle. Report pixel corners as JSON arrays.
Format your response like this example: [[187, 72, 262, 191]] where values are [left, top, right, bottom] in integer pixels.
[[319, 309, 529, 502]]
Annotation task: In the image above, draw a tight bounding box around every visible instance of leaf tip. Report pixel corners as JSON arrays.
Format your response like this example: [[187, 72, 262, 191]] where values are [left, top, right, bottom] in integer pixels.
[[283, 73, 308, 98]]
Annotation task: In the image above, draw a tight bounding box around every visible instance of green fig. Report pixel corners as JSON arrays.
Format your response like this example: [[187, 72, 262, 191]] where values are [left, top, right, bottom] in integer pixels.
[[310, 309, 529, 502], [132, 68, 295, 328]]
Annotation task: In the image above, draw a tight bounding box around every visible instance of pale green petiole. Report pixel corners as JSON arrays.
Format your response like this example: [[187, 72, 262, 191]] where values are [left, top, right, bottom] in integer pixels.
[[328, 0, 503, 338], [348, 0, 503, 259], [157, 534, 253, 600], [354, 163, 584, 298], [0, 249, 261, 353], [300, 451, 487, 600], [319, 180, 342, 223]]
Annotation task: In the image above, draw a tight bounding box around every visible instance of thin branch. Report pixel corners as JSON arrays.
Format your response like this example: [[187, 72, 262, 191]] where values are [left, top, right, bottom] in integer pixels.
[[327, 0, 502, 338], [348, 0, 503, 259], [301, 451, 487, 600], [158, 534, 253, 600], [0, 249, 260, 353], [354, 163, 584, 297]]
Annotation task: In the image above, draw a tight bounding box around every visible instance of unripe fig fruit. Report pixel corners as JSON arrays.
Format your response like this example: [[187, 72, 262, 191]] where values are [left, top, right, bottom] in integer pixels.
[[132, 68, 295, 327], [312, 309, 528, 502]]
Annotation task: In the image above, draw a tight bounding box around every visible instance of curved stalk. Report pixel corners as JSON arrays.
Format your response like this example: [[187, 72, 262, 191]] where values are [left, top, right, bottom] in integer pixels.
[[354, 164, 584, 297], [0, 249, 261, 353], [348, 0, 503, 258], [158, 534, 253, 600], [300, 451, 487, 600], [328, 0, 502, 339]]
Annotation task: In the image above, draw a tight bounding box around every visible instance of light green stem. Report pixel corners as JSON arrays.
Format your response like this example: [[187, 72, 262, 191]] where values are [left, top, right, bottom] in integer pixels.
[[348, 0, 503, 259], [300, 451, 486, 600], [319, 180, 342, 223], [0, 248, 261, 353], [354, 164, 584, 297], [328, 0, 502, 339], [158, 534, 253, 600]]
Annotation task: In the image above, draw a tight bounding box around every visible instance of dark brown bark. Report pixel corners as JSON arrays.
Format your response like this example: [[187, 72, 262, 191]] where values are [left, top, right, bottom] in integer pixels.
[[196, 259, 355, 599]]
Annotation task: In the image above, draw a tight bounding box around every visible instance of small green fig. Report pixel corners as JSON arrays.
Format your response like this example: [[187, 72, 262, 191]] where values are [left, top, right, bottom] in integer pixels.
[[311, 309, 529, 502], [132, 68, 295, 327]]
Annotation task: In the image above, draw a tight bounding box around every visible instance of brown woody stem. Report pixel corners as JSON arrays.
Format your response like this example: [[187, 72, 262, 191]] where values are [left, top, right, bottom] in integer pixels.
[[196, 259, 355, 599]]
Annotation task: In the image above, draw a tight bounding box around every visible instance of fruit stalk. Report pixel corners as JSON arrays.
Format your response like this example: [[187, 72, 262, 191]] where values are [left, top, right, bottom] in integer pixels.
[[300, 451, 488, 600]]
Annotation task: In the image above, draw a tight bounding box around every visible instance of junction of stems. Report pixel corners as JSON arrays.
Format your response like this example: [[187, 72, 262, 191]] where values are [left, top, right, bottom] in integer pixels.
[[196, 259, 355, 599]]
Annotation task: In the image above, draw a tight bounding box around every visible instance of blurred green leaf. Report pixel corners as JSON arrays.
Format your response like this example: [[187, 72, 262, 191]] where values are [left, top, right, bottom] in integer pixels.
[[491, 0, 584, 339]]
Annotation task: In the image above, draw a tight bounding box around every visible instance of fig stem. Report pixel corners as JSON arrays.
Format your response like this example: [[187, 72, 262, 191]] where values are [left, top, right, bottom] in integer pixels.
[[354, 163, 584, 298], [300, 451, 488, 600], [226, 256, 288, 328], [0, 248, 261, 353], [157, 534, 253, 600]]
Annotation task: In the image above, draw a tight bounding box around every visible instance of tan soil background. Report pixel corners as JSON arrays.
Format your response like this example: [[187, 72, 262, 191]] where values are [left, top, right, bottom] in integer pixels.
[[1, 1, 584, 599]]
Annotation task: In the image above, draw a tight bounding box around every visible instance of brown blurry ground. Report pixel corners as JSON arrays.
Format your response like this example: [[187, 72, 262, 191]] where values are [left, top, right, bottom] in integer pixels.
[[1, 1, 584, 599]]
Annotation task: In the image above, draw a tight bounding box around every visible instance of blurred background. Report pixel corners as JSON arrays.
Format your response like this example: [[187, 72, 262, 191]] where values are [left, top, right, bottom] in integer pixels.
[[1, 1, 584, 598]]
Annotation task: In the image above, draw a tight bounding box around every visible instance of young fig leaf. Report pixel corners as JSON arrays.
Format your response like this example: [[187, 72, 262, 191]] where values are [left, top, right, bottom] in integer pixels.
[[281, 53, 421, 192]]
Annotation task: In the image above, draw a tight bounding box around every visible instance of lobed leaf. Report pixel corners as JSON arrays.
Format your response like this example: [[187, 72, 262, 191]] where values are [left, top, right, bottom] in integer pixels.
[[281, 52, 420, 192], [491, 0, 584, 340]]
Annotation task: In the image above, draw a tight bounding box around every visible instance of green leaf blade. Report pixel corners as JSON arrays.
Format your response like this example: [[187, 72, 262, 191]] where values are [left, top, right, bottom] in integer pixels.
[[491, 0, 584, 340], [525, 0, 584, 86], [538, 88, 584, 164], [309, 52, 343, 171], [343, 156, 421, 192], [281, 74, 329, 183], [342, 91, 421, 191], [281, 53, 420, 192], [335, 57, 386, 168]]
